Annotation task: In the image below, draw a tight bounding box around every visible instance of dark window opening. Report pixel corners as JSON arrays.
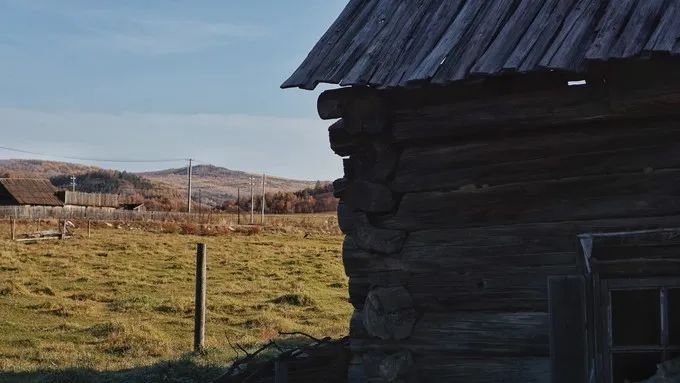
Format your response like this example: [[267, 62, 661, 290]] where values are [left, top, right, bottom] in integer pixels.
[[605, 283, 680, 383], [611, 289, 660, 347], [668, 289, 680, 345], [612, 353, 660, 383]]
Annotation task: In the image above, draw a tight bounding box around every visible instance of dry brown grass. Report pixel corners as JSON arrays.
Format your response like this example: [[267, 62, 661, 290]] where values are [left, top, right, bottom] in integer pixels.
[[0, 216, 348, 382]]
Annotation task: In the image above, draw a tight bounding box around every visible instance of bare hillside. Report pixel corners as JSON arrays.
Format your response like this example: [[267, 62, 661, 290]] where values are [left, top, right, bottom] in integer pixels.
[[0, 159, 327, 207], [139, 165, 323, 206], [0, 159, 100, 178]]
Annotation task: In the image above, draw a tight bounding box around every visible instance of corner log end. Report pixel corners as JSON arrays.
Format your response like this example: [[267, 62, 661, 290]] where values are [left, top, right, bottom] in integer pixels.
[[362, 350, 414, 382], [329, 119, 357, 157], [362, 286, 416, 341], [341, 180, 395, 213]]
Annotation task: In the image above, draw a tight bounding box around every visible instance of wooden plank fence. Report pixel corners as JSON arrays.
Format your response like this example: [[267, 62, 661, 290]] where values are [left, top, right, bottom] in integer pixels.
[[0, 206, 338, 227], [0, 206, 210, 222], [57, 191, 119, 208]]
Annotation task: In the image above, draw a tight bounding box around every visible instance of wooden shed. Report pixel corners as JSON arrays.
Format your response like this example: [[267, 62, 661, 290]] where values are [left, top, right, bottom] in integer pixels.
[[283, 1, 680, 382], [0, 178, 63, 206]]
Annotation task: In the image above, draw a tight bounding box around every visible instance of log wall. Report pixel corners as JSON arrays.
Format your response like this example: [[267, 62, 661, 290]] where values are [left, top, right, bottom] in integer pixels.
[[325, 66, 680, 382]]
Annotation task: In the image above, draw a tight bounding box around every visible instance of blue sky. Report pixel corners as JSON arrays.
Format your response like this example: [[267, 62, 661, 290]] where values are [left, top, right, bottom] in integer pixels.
[[0, 0, 347, 180]]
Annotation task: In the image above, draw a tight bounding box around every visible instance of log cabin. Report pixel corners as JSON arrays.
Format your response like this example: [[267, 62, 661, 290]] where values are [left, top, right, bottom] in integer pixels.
[[0, 178, 120, 213], [283, 1, 680, 382]]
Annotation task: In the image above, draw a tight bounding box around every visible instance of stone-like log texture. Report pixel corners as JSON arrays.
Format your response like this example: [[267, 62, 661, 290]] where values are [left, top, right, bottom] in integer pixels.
[[324, 64, 680, 382]]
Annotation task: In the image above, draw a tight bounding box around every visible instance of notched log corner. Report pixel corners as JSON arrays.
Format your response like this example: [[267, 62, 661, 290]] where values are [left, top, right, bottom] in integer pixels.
[[362, 286, 417, 341], [318, 89, 348, 120], [338, 207, 406, 254], [329, 119, 357, 157], [350, 309, 368, 338], [362, 350, 414, 383], [349, 140, 399, 183], [339, 207, 407, 253], [332, 177, 350, 198], [355, 223, 406, 255], [337, 202, 362, 234], [343, 95, 391, 136], [343, 236, 406, 278], [341, 180, 395, 213]]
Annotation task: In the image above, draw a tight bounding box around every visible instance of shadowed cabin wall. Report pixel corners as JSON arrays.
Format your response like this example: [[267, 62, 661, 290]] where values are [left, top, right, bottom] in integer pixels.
[[324, 62, 680, 382]]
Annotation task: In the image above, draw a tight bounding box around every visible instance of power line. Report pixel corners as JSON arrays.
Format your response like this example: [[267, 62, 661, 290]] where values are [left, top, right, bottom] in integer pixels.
[[0, 145, 186, 163]]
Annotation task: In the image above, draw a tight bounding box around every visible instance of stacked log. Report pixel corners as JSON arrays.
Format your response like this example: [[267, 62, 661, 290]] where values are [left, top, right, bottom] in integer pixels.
[[322, 68, 680, 382]]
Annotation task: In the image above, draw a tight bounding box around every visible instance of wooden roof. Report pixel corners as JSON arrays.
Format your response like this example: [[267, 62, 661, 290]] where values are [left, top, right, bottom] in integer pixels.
[[282, 0, 680, 90], [0, 178, 63, 206]]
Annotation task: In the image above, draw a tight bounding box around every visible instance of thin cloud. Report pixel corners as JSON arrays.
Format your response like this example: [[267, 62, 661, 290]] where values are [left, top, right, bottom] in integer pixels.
[[1, 0, 268, 56], [80, 18, 269, 55], [0, 108, 340, 180]]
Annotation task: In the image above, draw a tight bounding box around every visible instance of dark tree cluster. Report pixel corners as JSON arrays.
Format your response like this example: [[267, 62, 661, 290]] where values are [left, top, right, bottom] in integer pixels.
[[221, 181, 338, 214]]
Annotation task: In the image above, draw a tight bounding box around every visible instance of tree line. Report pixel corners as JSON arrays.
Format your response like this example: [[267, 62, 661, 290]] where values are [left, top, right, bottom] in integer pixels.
[[221, 182, 337, 214]]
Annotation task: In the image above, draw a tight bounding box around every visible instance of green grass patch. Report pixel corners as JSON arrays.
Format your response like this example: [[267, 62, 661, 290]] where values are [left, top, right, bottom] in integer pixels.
[[0, 221, 349, 382]]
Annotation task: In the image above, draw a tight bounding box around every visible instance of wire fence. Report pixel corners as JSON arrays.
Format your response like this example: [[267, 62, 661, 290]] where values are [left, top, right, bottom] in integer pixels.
[[0, 205, 338, 228]]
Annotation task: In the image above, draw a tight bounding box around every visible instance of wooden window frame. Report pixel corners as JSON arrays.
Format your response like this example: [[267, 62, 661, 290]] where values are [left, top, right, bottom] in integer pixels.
[[597, 278, 680, 382], [579, 229, 680, 383]]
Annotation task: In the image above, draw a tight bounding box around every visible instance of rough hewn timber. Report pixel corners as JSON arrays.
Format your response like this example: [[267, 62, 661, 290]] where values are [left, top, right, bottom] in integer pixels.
[[407, 266, 576, 312], [361, 350, 414, 382], [389, 83, 680, 143], [353, 312, 549, 356], [328, 120, 357, 157], [362, 286, 416, 340], [392, 121, 680, 193], [344, 139, 398, 183], [342, 96, 389, 135], [341, 180, 395, 213], [349, 271, 411, 310], [337, 202, 362, 234], [414, 356, 550, 383], [387, 171, 680, 231], [343, 236, 405, 277]]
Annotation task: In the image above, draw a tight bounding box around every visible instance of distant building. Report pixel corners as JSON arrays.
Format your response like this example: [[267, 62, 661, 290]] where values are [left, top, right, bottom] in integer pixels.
[[55, 190, 119, 210], [0, 178, 63, 206], [119, 202, 145, 212], [0, 178, 119, 212]]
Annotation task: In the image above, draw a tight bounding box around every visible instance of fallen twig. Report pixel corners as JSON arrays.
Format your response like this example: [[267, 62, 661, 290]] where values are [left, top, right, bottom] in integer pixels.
[[278, 331, 324, 343]]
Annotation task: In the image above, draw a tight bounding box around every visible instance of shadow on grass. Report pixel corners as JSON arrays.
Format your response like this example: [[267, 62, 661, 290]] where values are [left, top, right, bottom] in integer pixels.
[[0, 355, 226, 383], [0, 335, 325, 383]]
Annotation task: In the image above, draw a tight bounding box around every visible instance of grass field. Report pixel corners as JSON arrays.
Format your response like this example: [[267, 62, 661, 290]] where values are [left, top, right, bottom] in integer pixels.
[[0, 217, 349, 382]]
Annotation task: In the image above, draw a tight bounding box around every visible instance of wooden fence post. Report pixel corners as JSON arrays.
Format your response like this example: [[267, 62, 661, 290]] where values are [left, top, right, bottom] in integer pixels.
[[274, 359, 288, 383], [61, 220, 67, 240], [194, 243, 207, 352], [87, 220, 91, 239], [10, 218, 16, 241]]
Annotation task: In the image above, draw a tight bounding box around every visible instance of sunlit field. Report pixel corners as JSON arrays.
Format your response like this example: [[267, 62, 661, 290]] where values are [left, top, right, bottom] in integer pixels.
[[0, 217, 349, 382]]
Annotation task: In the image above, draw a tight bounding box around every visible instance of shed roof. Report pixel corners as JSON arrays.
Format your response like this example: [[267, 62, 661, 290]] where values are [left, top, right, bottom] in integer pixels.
[[0, 178, 63, 206], [282, 0, 680, 90]]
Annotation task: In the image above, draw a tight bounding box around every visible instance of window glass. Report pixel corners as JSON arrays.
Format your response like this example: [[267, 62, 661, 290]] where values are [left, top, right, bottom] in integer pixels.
[[611, 289, 660, 346], [612, 352, 661, 383]]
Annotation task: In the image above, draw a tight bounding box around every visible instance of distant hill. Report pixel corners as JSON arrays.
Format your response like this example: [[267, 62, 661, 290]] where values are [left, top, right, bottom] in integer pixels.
[[0, 159, 99, 178], [139, 165, 324, 207], [0, 159, 328, 210]]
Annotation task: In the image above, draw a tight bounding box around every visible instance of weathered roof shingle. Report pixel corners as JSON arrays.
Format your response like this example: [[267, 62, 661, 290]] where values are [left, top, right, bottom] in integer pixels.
[[0, 178, 63, 206], [283, 0, 680, 90]]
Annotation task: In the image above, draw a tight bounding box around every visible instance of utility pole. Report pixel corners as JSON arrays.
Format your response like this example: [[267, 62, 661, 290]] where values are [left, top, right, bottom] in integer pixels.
[[187, 159, 193, 213], [70, 175, 76, 192], [237, 188, 241, 225], [261, 173, 266, 224], [198, 188, 202, 216], [250, 177, 254, 224]]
